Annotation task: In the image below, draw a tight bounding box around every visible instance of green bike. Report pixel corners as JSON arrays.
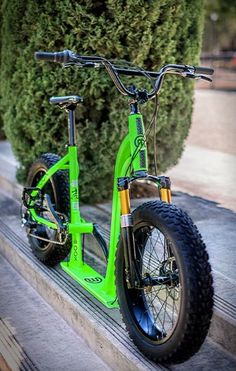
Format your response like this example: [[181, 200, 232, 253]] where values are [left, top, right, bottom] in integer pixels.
[[21, 50, 214, 364]]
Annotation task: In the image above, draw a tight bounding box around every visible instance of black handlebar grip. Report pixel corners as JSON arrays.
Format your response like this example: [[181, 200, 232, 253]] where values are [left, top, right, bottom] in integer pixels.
[[194, 66, 214, 75], [34, 50, 72, 63]]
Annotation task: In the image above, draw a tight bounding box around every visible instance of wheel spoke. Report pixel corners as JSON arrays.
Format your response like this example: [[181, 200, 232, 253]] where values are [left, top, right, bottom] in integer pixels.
[[130, 223, 181, 342]]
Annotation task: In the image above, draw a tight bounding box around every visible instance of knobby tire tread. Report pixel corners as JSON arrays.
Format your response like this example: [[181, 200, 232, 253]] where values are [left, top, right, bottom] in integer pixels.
[[116, 200, 214, 364]]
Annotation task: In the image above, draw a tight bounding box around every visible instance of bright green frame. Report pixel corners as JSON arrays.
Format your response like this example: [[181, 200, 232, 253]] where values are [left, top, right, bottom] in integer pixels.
[[29, 112, 147, 308]]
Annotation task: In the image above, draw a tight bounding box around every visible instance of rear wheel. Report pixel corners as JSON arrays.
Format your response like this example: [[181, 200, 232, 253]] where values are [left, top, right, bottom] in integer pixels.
[[116, 200, 214, 364], [26, 153, 71, 266]]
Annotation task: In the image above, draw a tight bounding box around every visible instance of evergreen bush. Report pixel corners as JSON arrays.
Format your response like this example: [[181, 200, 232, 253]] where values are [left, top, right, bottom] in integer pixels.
[[0, 11, 4, 138], [0, 0, 204, 202]]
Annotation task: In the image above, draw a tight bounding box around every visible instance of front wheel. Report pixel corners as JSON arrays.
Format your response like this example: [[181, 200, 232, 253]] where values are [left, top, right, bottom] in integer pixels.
[[116, 201, 214, 364]]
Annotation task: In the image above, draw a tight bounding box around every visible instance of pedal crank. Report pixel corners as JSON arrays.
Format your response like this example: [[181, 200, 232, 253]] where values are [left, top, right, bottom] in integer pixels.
[[21, 187, 68, 245], [28, 230, 68, 245]]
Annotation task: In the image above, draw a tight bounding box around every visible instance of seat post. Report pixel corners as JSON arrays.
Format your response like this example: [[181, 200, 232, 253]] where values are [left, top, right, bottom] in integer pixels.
[[68, 106, 76, 146], [49, 96, 83, 146]]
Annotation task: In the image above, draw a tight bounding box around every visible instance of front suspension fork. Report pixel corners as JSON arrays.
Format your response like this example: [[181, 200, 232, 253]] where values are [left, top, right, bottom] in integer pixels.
[[118, 175, 172, 289], [159, 176, 172, 203], [118, 177, 142, 288]]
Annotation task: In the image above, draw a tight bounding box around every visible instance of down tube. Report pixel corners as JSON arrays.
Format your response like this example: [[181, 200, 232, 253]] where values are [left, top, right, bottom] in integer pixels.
[[103, 135, 131, 295]]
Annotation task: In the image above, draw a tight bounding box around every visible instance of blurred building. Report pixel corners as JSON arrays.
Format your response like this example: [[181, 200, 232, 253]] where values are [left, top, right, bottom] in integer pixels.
[[200, 0, 236, 90]]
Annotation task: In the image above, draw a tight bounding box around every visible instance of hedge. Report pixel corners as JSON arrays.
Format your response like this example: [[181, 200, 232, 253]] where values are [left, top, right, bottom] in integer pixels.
[[0, 12, 4, 138], [0, 0, 204, 202]]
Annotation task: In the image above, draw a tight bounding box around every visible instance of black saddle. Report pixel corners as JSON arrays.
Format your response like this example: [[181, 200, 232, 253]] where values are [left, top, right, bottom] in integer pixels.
[[49, 95, 83, 109]]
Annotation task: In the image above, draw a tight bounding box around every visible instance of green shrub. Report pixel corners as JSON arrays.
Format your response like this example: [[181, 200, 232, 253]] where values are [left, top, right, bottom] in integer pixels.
[[0, 11, 4, 138], [0, 0, 204, 202]]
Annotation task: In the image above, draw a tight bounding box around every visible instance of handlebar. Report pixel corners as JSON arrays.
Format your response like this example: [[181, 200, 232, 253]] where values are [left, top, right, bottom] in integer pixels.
[[35, 50, 73, 63], [35, 50, 214, 102], [193, 66, 214, 75]]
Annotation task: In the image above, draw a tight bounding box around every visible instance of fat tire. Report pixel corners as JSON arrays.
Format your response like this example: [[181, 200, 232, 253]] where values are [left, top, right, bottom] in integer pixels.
[[116, 200, 214, 364], [27, 153, 71, 266]]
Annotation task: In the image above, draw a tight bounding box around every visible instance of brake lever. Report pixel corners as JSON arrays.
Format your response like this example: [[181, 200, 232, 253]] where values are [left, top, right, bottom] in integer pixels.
[[181, 72, 212, 82], [181, 72, 196, 79], [63, 61, 102, 69], [63, 62, 81, 68], [198, 74, 212, 82]]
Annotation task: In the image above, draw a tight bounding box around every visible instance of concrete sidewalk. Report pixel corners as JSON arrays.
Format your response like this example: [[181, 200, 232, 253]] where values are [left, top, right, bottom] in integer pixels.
[[167, 89, 236, 211], [167, 144, 236, 211]]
